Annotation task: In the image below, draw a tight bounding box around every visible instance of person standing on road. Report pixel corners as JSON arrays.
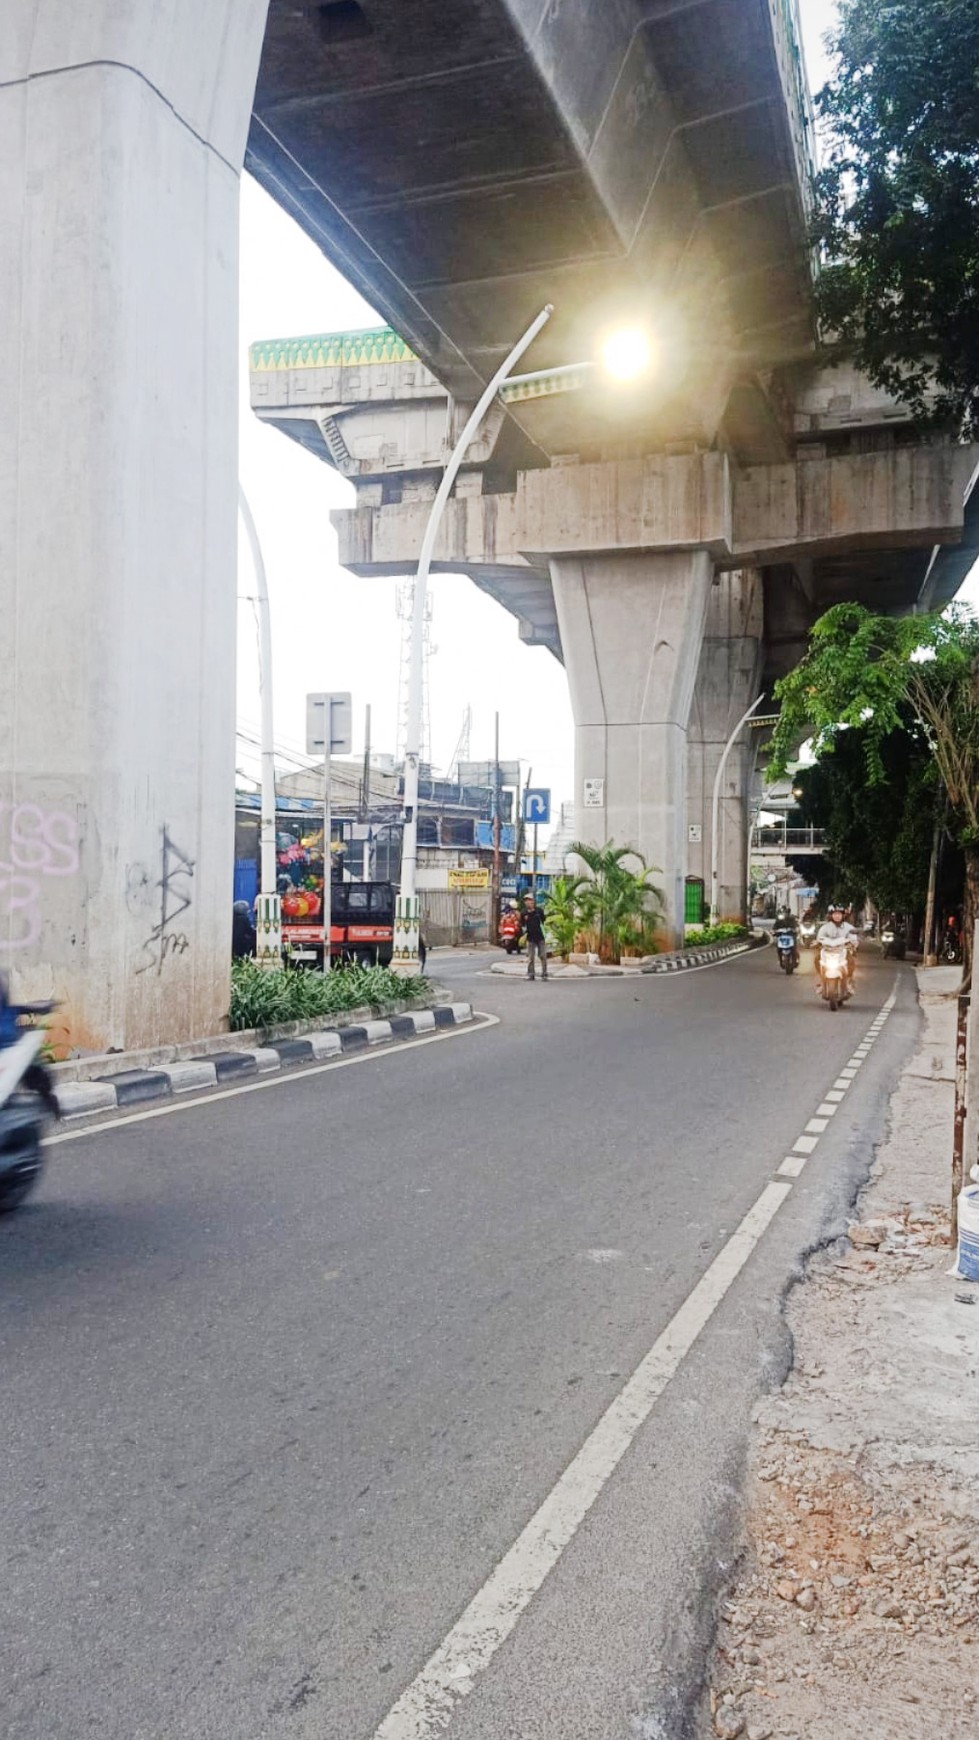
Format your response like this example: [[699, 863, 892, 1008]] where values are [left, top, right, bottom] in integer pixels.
[[521, 892, 548, 981]]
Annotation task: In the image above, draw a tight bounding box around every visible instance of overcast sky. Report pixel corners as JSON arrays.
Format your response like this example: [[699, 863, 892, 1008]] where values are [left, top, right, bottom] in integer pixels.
[[233, 2, 876, 815]]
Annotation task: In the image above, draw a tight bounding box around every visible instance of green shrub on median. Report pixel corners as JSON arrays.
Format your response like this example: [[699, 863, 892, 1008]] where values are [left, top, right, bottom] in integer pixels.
[[229, 959, 429, 1032], [682, 923, 749, 948]]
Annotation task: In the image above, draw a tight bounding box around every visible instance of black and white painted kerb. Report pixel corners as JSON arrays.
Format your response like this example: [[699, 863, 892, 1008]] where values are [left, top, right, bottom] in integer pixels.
[[642, 935, 765, 974], [53, 1004, 476, 1119]]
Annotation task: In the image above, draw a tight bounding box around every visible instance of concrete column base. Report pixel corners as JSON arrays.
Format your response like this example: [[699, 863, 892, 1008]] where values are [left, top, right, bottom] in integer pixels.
[[686, 571, 764, 922], [0, 2, 269, 1053], [550, 551, 713, 944]]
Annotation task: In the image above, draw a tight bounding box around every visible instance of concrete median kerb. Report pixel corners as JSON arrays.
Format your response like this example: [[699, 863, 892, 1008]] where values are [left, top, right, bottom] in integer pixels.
[[489, 933, 767, 980], [51, 1001, 475, 1121]]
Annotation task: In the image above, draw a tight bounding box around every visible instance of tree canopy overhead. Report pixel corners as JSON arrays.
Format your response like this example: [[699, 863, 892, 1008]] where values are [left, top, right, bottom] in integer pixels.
[[769, 601, 979, 941], [814, 0, 979, 433]]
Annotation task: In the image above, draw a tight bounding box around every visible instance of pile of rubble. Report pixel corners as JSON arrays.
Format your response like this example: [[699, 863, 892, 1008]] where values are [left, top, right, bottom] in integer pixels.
[[704, 1204, 979, 1739]]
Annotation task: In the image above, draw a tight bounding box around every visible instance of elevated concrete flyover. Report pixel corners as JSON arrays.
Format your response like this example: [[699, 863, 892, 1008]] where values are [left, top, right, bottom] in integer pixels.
[[247, 0, 818, 465], [7, 0, 976, 1051], [251, 322, 979, 932]]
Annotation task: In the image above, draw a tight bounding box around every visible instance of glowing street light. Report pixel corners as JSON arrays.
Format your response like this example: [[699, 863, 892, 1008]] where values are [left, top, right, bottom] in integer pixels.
[[599, 326, 654, 383]]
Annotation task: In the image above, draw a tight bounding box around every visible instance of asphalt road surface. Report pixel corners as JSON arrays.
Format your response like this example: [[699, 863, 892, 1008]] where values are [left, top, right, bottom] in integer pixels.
[[1, 946, 918, 1740]]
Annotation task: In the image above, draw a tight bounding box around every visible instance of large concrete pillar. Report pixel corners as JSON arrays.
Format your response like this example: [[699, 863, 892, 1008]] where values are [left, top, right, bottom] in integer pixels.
[[550, 551, 713, 943], [0, 3, 269, 1052], [686, 571, 764, 922]]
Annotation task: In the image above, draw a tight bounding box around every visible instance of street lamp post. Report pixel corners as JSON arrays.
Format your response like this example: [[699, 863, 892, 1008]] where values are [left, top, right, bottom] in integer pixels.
[[710, 693, 766, 925], [238, 485, 281, 966], [392, 304, 554, 973]]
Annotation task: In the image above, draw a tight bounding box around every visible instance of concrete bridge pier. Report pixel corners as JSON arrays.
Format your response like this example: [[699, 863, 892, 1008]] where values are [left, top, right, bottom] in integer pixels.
[[550, 551, 713, 945], [0, 1, 269, 1052], [686, 570, 765, 923]]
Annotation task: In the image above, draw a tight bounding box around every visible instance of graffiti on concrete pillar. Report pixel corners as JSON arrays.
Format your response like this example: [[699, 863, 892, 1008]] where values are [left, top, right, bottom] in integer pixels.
[[135, 827, 195, 976], [0, 802, 81, 953]]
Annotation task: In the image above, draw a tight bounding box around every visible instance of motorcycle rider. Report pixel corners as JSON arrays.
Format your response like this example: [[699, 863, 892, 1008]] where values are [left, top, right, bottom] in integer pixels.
[[815, 903, 860, 996]]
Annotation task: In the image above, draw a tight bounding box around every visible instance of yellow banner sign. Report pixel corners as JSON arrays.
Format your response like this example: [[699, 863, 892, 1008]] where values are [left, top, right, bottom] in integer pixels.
[[448, 868, 490, 891]]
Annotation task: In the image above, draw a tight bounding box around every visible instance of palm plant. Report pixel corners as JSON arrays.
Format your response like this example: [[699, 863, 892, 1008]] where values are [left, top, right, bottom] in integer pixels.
[[543, 874, 588, 960], [567, 842, 664, 963]]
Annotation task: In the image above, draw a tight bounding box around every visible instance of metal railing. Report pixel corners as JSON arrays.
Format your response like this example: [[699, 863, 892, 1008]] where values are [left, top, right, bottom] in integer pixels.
[[751, 824, 826, 851]]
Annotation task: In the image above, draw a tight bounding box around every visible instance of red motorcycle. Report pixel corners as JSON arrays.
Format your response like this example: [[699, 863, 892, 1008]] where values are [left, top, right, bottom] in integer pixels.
[[499, 908, 523, 954]]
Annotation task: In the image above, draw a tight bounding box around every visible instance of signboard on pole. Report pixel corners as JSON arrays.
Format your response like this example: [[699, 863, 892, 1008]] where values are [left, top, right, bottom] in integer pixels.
[[523, 788, 551, 826], [306, 692, 353, 756], [448, 868, 490, 891], [457, 760, 520, 788]]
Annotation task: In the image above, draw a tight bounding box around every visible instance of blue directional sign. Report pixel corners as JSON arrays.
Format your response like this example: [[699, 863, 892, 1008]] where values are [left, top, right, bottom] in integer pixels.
[[523, 788, 551, 825]]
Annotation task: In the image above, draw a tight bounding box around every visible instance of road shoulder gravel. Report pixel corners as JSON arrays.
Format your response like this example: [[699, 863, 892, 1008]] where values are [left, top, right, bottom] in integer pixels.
[[702, 967, 979, 1740]]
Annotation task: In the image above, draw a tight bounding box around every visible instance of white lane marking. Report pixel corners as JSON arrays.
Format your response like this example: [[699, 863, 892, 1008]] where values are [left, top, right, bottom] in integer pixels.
[[805, 1117, 829, 1134], [778, 1154, 808, 1178], [826, 1090, 846, 1102], [793, 1134, 819, 1155], [46, 1016, 501, 1145], [370, 1181, 792, 1740], [815, 1102, 838, 1117], [839, 1069, 858, 1081]]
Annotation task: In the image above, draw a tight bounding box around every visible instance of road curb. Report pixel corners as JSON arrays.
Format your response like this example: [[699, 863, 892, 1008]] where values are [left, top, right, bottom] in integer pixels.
[[641, 934, 767, 974], [53, 1003, 476, 1120]]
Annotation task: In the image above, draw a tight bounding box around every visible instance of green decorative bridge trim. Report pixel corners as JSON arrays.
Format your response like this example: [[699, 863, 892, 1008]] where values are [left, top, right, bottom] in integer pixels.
[[249, 326, 419, 371], [499, 365, 592, 405]]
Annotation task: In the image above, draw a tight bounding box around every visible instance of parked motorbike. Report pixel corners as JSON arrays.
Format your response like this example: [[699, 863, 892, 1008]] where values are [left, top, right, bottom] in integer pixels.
[[819, 940, 852, 1012], [499, 909, 523, 954], [942, 920, 962, 966], [775, 927, 799, 974], [0, 1000, 58, 1213]]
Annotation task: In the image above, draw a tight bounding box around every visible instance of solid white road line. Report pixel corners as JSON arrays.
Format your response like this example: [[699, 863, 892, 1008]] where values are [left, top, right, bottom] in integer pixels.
[[46, 1015, 501, 1145], [370, 1181, 792, 1740]]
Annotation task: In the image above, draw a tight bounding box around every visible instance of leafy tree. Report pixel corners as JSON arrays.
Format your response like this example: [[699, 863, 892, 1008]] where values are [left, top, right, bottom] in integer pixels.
[[567, 841, 664, 963], [813, 0, 979, 432], [769, 602, 979, 957], [788, 722, 939, 915]]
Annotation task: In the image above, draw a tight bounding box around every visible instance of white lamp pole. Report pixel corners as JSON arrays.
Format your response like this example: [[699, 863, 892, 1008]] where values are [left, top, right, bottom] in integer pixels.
[[238, 485, 281, 966], [392, 303, 554, 972], [710, 692, 766, 924]]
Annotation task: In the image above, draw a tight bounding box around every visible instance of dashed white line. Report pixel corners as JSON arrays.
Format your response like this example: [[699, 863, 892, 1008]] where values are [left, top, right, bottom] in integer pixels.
[[778, 1154, 808, 1178], [793, 1134, 819, 1155], [805, 1117, 829, 1134], [815, 1102, 838, 1117]]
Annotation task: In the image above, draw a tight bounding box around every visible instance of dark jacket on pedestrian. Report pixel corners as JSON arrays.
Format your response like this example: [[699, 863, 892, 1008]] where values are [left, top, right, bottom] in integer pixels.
[[232, 904, 257, 959], [521, 905, 546, 946]]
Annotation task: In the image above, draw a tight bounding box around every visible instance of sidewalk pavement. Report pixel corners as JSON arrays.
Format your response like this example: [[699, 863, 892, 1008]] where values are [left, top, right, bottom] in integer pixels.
[[703, 966, 979, 1740]]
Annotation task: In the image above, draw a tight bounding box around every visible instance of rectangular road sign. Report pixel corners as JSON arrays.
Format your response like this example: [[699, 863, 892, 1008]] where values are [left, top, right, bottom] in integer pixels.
[[306, 692, 352, 756], [523, 788, 551, 825], [457, 760, 521, 788], [583, 778, 605, 809]]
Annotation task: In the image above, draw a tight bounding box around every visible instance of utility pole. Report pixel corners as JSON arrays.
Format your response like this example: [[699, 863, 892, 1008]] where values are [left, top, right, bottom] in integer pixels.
[[492, 711, 501, 933], [237, 485, 281, 968], [393, 304, 553, 974], [922, 807, 942, 966], [323, 738, 332, 976], [360, 703, 371, 824]]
